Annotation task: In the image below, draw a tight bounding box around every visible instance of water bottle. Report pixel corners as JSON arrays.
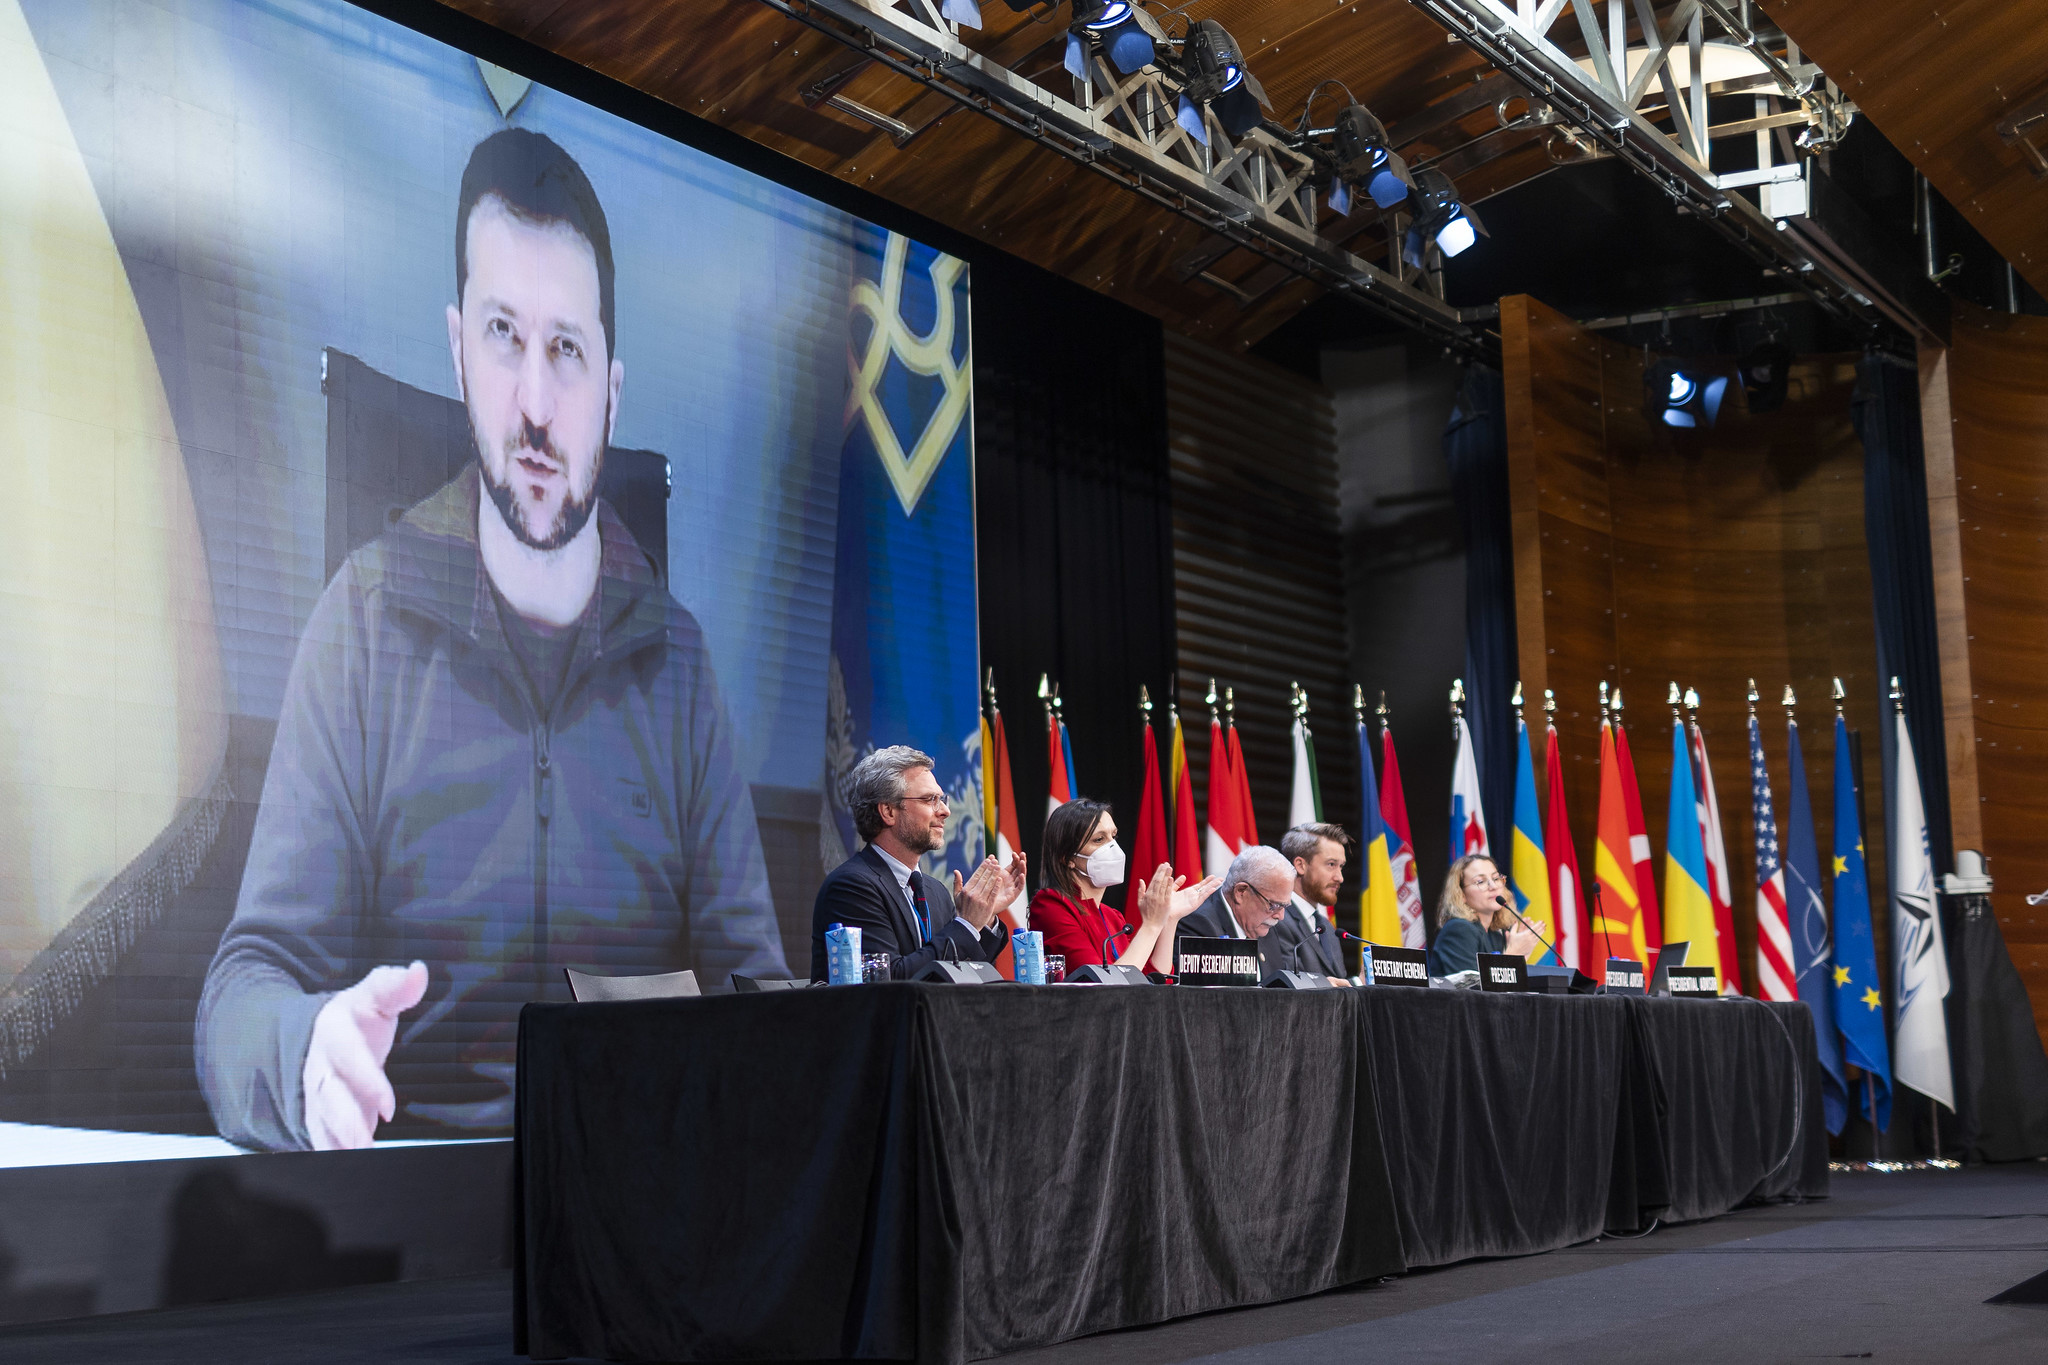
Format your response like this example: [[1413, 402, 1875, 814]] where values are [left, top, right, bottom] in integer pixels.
[[1357, 941, 1374, 986], [1014, 930, 1045, 984], [825, 923, 862, 985]]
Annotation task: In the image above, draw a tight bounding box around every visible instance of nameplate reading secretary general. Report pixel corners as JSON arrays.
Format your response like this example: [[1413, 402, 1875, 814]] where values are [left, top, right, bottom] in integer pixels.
[[197, 130, 788, 1152]]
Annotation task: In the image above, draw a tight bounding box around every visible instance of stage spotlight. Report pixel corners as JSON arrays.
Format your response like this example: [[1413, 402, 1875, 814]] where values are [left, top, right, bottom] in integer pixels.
[[1739, 338, 1793, 414], [1184, 20, 1268, 140], [1333, 105, 1408, 208], [1643, 357, 1732, 429], [1070, 1, 1161, 75], [1405, 168, 1482, 263], [942, 0, 982, 28]]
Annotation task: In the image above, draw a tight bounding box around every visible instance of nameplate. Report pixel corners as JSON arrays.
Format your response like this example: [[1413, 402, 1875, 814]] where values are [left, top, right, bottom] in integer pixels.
[[1177, 937, 1262, 986], [1477, 952, 1530, 992], [1601, 958, 1646, 996], [1368, 945, 1430, 987], [1662, 965, 1718, 997]]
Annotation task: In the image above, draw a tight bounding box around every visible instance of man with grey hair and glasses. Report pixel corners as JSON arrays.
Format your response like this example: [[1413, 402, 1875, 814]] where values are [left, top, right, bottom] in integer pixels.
[[808, 746, 1027, 981], [1175, 844, 1298, 979]]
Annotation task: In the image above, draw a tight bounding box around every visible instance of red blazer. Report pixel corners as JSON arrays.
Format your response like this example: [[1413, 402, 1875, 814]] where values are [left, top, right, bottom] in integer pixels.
[[1028, 887, 1132, 970]]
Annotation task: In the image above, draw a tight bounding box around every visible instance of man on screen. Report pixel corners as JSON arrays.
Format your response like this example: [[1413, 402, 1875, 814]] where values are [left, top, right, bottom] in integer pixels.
[[197, 129, 787, 1151]]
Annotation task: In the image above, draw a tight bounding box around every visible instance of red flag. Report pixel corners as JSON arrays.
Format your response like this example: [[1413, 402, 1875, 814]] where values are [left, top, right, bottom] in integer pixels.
[[1168, 714, 1202, 881], [1542, 723, 1590, 971], [1204, 717, 1243, 875], [1228, 721, 1258, 848], [1047, 711, 1072, 811], [1379, 728, 1426, 948], [1130, 720, 1170, 891], [1614, 718, 1664, 949], [988, 710, 1026, 930]]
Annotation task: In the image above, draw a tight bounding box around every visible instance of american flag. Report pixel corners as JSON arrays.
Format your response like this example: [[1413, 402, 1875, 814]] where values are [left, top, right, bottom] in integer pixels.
[[1750, 715, 1795, 1000]]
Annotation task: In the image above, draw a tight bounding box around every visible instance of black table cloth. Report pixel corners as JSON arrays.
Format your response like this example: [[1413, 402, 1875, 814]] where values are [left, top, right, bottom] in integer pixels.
[[514, 984, 1827, 1363]]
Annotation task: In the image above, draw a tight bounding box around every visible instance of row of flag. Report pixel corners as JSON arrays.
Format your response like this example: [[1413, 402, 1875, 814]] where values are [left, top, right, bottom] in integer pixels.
[[976, 670, 1951, 1134]]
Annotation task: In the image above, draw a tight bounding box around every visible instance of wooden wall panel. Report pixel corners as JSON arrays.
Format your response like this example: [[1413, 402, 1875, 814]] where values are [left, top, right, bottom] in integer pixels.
[[1165, 333, 1355, 857], [1917, 346, 1986, 854], [1502, 297, 1886, 995], [1948, 304, 2048, 1043]]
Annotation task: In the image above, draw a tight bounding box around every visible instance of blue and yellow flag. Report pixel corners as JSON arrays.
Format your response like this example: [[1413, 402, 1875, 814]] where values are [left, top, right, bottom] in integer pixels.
[[1511, 717, 1553, 964], [1662, 717, 1718, 986], [1831, 714, 1893, 1130], [1357, 719, 1401, 945]]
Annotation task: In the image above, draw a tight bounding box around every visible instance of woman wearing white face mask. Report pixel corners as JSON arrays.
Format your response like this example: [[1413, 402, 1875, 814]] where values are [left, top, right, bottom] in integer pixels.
[[1027, 799, 1219, 977]]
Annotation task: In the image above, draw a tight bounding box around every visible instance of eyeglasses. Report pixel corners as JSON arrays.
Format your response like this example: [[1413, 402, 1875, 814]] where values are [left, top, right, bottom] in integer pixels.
[[894, 793, 950, 811], [1234, 883, 1290, 916]]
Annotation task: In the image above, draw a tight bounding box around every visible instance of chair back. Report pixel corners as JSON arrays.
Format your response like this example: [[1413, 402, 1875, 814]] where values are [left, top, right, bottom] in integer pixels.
[[563, 967, 701, 1002]]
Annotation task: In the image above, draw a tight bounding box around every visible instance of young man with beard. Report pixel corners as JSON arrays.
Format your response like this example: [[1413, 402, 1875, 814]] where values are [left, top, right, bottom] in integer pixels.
[[1268, 822, 1353, 984], [197, 129, 787, 1152]]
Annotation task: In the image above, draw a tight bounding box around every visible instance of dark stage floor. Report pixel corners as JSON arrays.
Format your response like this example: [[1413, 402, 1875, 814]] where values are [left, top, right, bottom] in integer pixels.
[[5, 1167, 2046, 1364]]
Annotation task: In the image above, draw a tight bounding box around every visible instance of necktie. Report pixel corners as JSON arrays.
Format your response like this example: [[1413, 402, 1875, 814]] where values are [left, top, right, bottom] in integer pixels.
[[910, 872, 931, 944]]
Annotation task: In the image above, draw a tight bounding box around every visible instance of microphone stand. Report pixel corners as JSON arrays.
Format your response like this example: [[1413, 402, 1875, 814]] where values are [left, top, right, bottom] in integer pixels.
[[1494, 894, 1564, 963]]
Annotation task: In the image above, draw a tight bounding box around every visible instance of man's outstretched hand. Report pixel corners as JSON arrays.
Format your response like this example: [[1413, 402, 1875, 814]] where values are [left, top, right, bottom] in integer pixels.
[[952, 851, 1028, 931], [302, 961, 428, 1151]]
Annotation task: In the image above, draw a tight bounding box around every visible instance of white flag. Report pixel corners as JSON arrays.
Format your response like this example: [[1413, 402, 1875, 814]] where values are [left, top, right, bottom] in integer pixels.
[[1289, 717, 1317, 829], [1450, 716, 1489, 857], [1890, 709, 1954, 1110]]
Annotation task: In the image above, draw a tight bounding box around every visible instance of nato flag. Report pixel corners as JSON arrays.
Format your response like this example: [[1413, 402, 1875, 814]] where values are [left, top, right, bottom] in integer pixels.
[[1785, 718, 1849, 1133]]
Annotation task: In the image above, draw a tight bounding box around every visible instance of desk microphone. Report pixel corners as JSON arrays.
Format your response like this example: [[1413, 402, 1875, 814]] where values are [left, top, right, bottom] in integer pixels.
[[1101, 924, 1134, 965], [1494, 894, 1563, 962]]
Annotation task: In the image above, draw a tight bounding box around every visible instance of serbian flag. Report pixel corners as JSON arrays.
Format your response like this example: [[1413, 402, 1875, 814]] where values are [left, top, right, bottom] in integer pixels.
[[1129, 712, 1171, 891], [1204, 714, 1243, 876], [1614, 711, 1664, 948], [1663, 717, 1719, 988], [1381, 727, 1426, 948], [1358, 717, 1402, 945], [1228, 718, 1259, 848], [1544, 720, 1589, 971], [1450, 711, 1489, 856], [1510, 716, 1554, 963], [982, 701, 1026, 919], [1594, 718, 1655, 965], [1749, 713, 1796, 1001], [1168, 710, 1202, 880], [1690, 719, 1743, 993]]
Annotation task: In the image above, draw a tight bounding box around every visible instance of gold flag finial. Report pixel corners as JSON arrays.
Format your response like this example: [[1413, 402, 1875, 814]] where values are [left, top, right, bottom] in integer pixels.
[[1224, 685, 1236, 720], [1668, 681, 1682, 719], [1683, 686, 1700, 714], [1612, 685, 1626, 716], [1376, 690, 1390, 727], [1206, 677, 1220, 722], [1782, 684, 1797, 723], [1543, 688, 1557, 720], [1353, 684, 1366, 727], [1512, 681, 1525, 718], [1599, 679, 1610, 724], [1139, 683, 1153, 717], [1890, 675, 1905, 713], [1831, 676, 1846, 717], [1746, 678, 1760, 716], [1450, 678, 1466, 720]]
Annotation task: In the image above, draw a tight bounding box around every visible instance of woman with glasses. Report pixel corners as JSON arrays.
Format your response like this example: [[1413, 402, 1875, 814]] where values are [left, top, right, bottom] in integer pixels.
[[1426, 853, 1543, 977], [1028, 798, 1218, 977]]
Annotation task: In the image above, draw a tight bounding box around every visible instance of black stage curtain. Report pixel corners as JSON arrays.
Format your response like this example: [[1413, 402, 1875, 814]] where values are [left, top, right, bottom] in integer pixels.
[[1445, 367, 1519, 874], [971, 257, 1175, 903], [515, 987, 1827, 1364], [1951, 893, 2048, 1161]]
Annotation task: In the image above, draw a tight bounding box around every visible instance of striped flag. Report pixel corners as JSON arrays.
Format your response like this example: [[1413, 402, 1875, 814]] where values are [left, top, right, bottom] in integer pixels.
[[1204, 713, 1243, 876], [1129, 711, 1171, 892], [982, 699, 1026, 920], [1510, 716, 1554, 964], [1450, 711, 1489, 857], [1784, 713, 1849, 1133], [1749, 714, 1795, 1000], [1544, 719, 1588, 971], [1289, 712, 1323, 827], [1593, 718, 1647, 964], [1168, 710, 1202, 880], [1046, 705, 1073, 813], [1663, 716, 1718, 987], [1380, 725, 1426, 948], [1357, 716, 1402, 945], [1690, 718, 1743, 993]]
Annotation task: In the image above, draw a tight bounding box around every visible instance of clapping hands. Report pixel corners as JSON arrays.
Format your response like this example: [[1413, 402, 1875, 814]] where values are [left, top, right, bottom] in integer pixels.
[[1134, 863, 1221, 929], [952, 851, 1028, 930]]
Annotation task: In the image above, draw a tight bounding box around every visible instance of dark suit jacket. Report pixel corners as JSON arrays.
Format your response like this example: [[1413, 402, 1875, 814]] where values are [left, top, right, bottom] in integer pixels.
[[1270, 899, 1346, 978], [809, 845, 1009, 982], [1427, 916, 1506, 977], [1175, 890, 1288, 978]]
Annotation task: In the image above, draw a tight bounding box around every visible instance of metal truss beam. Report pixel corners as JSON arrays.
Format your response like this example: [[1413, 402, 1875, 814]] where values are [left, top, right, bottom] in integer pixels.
[[1404, 0, 1937, 343], [754, 0, 1490, 353]]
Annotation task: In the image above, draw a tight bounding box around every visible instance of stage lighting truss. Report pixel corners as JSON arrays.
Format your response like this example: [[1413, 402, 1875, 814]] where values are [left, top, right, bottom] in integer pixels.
[[1401, 0, 1915, 336], [754, 0, 1491, 354]]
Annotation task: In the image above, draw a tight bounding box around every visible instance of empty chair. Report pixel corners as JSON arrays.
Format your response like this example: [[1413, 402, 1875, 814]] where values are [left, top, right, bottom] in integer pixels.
[[563, 967, 701, 1002]]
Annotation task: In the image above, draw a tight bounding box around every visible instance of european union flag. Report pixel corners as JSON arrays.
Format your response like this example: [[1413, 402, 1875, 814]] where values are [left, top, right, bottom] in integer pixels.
[[1785, 718, 1849, 1133], [1831, 714, 1892, 1130], [825, 226, 981, 878]]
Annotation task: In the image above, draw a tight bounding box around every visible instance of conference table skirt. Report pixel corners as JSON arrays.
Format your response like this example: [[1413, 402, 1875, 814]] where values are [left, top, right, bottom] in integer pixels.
[[513, 985, 1827, 1364]]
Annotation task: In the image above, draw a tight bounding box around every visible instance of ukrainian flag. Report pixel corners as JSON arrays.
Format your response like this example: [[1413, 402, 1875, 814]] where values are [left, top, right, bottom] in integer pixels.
[[1357, 718, 1401, 946], [1662, 715, 1719, 987], [1511, 718, 1553, 963]]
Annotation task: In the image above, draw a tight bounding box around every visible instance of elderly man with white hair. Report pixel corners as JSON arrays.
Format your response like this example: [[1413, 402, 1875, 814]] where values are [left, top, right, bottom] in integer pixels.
[[808, 745, 1027, 982], [1174, 844, 1306, 981]]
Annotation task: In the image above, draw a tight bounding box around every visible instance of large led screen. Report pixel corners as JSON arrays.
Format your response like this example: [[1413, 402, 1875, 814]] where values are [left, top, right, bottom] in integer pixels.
[[0, 0, 980, 1162]]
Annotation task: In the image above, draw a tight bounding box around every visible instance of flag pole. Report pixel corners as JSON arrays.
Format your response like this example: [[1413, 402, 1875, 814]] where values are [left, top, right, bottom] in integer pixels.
[[1892, 674, 1946, 1164], [1598, 682, 1614, 966]]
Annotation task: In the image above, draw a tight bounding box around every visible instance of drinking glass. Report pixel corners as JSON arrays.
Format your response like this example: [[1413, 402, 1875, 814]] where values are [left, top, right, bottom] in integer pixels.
[[1043, 954, 1066, 984], [861, 953, 893, 983]]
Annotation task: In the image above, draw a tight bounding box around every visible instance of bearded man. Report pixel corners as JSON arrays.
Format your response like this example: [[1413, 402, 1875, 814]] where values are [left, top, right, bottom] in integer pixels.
[[197, 130, 786, 1152]]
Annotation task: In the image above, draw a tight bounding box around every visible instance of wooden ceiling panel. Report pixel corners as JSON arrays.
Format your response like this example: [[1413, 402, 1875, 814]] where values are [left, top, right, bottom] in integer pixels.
[[1757, 0, 2048, 297], [434, 0, 1558, 345]]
